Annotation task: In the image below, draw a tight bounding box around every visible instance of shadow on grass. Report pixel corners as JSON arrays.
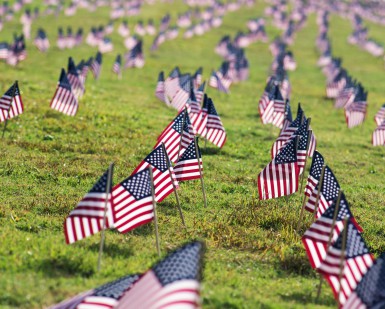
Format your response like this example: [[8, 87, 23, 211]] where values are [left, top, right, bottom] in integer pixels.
[[85, 241, 135, 259], [37, 255, 95, 278]]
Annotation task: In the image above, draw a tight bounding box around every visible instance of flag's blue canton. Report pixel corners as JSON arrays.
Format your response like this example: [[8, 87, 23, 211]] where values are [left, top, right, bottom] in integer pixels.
[[319, 166, 340, 201], [290, 106, 305, 128], [120, 168, 151, 200], [309, 151, 324, 178], [153, 241, 203, 286], [4, 84, 15, 96], [220, 62, 229, 76], [179, 140, 199, 162], [197, 81, 205, 92], [189, 84, 197, 102], [115, 54, 121, 64], [179, 74, 191, 91], [68, 57, 79, 76], [90, 169, 110, 193], [194, 67, 202, 77], [13, 84, 20, 96], [285, 100, 292, 122], [275, 139, 297, 164], [333, 221, 369, 258], [158, 71, 164, 82], [355, 253, 385, 307], [76, 60, 85, 72], [93, 274, 140, 299], [86, 57, 93, 66], [183, 114, 192, 133], [207, 99, 218, 116], [95, 52, 102, 64], [59, 69, 72, 91], [295, 119, 310, 151], [382, 104, 385, 108], [144, 146, 169, 173], [169, 67, 180, 79], [171, 113, 185, 134], [321, 192, 351, 220], [274, 87, 284, 101]]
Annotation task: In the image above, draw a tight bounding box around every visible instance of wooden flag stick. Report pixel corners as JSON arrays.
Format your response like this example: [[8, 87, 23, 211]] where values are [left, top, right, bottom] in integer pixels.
[[316, 190, 343, 300], [161, 143, 186, 227], [299, 127, 312, 195], [177, 108, 187, 161], [194, 136, 207, 208], [2, 81, 17, 139], [149, 167, 161, 257], [97, 163, 114, 272], [313, 164, 326, 222], [337, 217, 349, 304]]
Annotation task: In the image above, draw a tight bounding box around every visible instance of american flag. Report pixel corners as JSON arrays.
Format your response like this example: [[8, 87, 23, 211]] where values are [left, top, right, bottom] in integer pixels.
[[91, 52, 102, 79], [132, 145, 179, 203], [305, 165, 340, 217], [292, 119, 313, 174], [335, 86, 355, 109], [64, 168, 113, 244], [193, 67, 203, 88], [258, 137, 300, 200], [304, 150, 324, 197], [0, 81, 24, 123], [57, 27, 66, 49], [208, 70, 229, 94], [186, 85, 201, 134], [49, 274, 140, 308], [155, 71, 166, 103], [125, 40, 144, 68], [155, 110, 195, 163], [170, 74, 190, 111], [281, 99, 292, 131], [195, 81, 205, 104], [205, 97, 226, 148], [116, 241, 204, 309], [0, 42, 9, 60], [34, 28, 49, 52], [302, 193, 362, 269], [374, 104, 385, 126], [112, 168, 154, 234], [258, 81, 274, 124], [317, 220, 374, 307], [372, 121, 385, 146], [174, 139, 203, 181], [271, 86, 285, 129], [345, 101, 367, 128], [112, 54, 121, 75], [343, 252, 385, 309], [50, 68, 79, 116], [192, 94, 208, 137], [165, 67, 181, 101], [67, 57, 85, 99]]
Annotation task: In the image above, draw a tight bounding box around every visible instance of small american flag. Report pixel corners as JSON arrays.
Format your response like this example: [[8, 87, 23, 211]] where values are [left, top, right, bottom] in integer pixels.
[[271, 86, 285, 129], [0, 81, 24, 122], [281, 99, 292, 131], [260, 85, 276, 125], [304, 150, 324, 197], [193, 67, 203, 88], [64, 168, 113, 244], [132, 145, 179, 203], [317, 220, 374, 306], [345, 101, 367, 128], [112, 168, 154, 234], [174, 139, 203, 181], [292, 119, 315, 174], [112, 54, 121, 75], [208, 70, 229, 94], [170, 74, 191, 111], [195, 81, 205, 104], [165, 67, 181, 100], [155, 71, 166, 103], [116, 241, 204, 309], [342, 252, 385, 309], [91, 52, 102, 79], [305, 165, 340, 217], [372, 121, 385, 146], [374, 104, 385, 126], [155, 110, 195, 163], [192, 94, 208, 137], [205, 97, 226, 148], [50, 68, 79, 116], [34, 28, 49, 52], [67, 57, 85, 99], [258, 137, 300, 200]]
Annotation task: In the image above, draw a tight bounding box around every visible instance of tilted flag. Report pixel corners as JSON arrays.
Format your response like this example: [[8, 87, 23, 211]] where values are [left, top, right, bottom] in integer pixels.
[[155, 71, 166, 103], [343, 252, 385, 309], [112, 54, 122, 76], [116, 241, 204, 309], [174, 139, 203, 181], [155, 110, 195, 163], [271, 86, 285, 129], [132, 145, 178, 203], [258, 137, 300, 200], [302, 193, 362, 269], [165, 67, 181, 100], [304, 151, 324, 197], [170, 74, 190, 111], [317, 220, 374, 307], [0, 81, 24, 122], [205, 98, 226, 148], [50, 68, 79, 116], [305, 165, 340, 218], [112, 168, 154, 234], [209, 70, 229, 94], [64, 168, 113, 244], [374, 104, 385, 126], [67, 57, 85, 99], [372, 121, 385, 146], [345, 90, 367, 129], [91, 51, 102, 79]]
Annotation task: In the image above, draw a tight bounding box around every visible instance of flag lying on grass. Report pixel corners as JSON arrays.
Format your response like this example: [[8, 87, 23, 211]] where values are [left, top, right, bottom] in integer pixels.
[[174, 139, 202, 181], [64, 168, 113, 244], [0, 81, 24, 122], [258, 137, 300, 200], [50, 241, 204, 309], [112, 168, 154, 234], [50, 68, 78, 116]]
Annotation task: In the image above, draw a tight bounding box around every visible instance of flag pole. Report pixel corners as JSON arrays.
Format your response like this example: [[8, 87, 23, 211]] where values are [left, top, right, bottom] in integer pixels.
[[194, 136, 207, 208], [298, 124, 312, 194], [161, 142, 186, 227], [337, 217, 349, 305], [149, 167, 161, 257], [313, 164, 326, 222], [97, 162, 114, 272], [2, 81, 17, 139], [316, 190, 343, 300], [177, 107, 187, 161]]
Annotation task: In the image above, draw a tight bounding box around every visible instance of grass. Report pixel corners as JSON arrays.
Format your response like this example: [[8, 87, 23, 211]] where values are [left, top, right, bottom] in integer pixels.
[[0, 1, 385, 308]]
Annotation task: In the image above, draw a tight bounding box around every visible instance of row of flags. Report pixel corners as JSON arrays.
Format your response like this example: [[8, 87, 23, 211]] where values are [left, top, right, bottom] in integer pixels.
[[0, 33, 26, 66], [316, 11, 369, 130]]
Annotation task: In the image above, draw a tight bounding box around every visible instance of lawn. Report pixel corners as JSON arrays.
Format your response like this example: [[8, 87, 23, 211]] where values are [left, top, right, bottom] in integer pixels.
[[0, 1, 384, 308]]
